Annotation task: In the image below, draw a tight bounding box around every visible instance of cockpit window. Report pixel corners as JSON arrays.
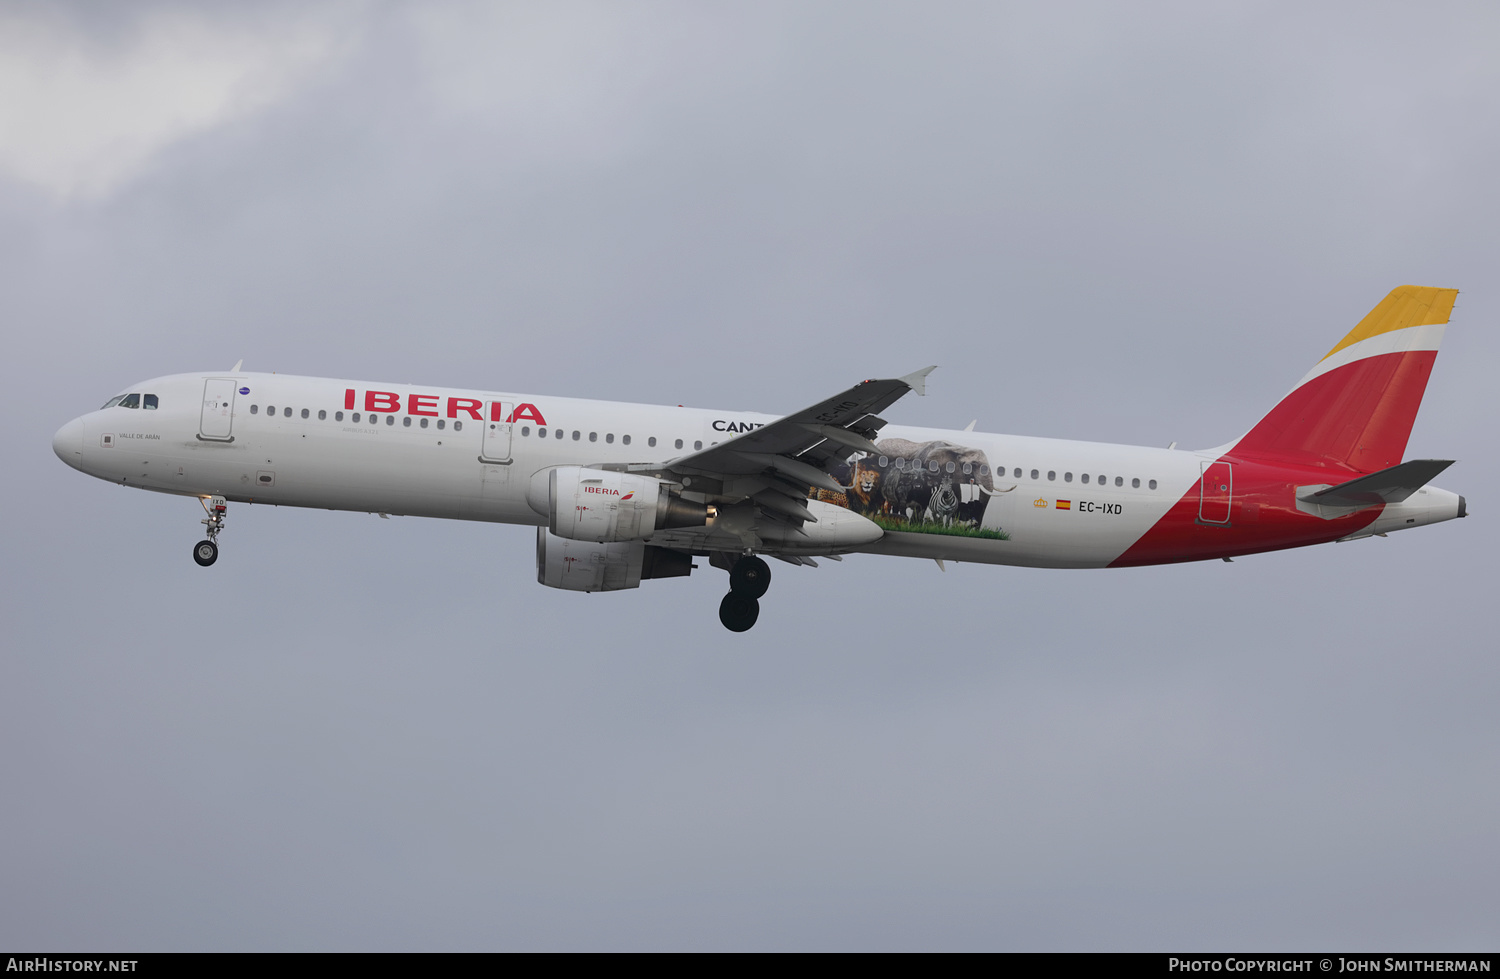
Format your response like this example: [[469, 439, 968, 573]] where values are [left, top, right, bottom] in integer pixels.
[[101, 392, 154, 409]]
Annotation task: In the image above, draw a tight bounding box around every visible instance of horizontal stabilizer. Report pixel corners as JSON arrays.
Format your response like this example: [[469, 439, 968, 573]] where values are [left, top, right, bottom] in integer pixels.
[[1298, 459, 1454, 508]]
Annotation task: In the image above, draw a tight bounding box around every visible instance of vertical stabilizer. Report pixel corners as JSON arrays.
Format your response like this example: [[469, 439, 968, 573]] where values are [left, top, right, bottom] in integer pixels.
[[1231, 285, 1456, 472]]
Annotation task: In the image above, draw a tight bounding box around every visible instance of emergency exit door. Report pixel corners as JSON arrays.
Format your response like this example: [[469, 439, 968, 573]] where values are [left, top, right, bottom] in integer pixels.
[[480, 401, 514, 463]]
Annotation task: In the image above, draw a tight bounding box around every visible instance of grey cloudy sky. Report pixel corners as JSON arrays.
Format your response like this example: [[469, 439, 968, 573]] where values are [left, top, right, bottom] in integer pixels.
[[3, 1, 1497, 951]]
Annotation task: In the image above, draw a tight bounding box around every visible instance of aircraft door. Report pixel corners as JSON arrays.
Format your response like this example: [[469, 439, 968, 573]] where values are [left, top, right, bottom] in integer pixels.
[[481, 401, 514, 463], [1199, 460, 1233, 524], [199, 378, 238, 442]]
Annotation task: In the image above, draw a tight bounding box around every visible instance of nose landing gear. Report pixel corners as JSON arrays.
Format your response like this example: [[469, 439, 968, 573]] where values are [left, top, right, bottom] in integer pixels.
[[718, 555, 771, 632], [194, 496, 227, 567]]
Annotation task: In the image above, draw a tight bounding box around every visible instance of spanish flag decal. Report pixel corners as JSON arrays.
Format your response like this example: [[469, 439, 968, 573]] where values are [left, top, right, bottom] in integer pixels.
[[1056, 500, 1071, 510]]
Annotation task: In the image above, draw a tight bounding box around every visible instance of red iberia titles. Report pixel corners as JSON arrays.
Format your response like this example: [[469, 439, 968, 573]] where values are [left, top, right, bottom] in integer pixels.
[[343, 389, 547, 425]]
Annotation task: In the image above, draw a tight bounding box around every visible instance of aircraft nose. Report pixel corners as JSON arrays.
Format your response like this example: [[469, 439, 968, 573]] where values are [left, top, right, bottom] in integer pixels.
[[53, 417, 84, 471]]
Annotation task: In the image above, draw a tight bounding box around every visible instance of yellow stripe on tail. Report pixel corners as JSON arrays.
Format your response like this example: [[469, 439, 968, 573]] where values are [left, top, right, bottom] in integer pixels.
[[1321, 285, 1457, 361]]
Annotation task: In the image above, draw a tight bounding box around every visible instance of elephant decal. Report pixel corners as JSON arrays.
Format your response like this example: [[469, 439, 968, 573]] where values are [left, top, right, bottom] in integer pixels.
[[809, 439, 1013, 539]]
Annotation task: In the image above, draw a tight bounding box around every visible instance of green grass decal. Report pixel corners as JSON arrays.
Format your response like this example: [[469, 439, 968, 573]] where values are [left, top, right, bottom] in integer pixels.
[[870, 515, 1010, 540]]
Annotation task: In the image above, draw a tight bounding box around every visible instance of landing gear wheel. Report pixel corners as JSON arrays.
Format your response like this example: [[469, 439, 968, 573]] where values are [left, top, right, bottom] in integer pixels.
[[193, 539, 219, 567], [719, 592, 760, 632], [729, 556, 771, 599]]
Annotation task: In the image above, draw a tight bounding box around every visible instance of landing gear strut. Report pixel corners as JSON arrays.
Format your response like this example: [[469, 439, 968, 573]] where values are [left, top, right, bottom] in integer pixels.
[[718, 555, 771, 632], [194, 496, 227, 567]]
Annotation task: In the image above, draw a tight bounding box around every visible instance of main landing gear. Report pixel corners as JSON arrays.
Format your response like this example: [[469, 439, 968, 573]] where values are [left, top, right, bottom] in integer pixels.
[[718, 555, 771, 632], [193, 496, 227, 567]]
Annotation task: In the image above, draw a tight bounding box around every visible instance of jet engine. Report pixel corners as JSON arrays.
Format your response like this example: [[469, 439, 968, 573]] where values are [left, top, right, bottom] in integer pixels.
[[535, 529, 694, 592], [527, 466, 708, 543]]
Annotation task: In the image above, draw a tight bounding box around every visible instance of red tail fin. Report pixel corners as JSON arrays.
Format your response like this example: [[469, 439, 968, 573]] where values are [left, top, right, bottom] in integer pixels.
[[1231, 286, 1456, 473]]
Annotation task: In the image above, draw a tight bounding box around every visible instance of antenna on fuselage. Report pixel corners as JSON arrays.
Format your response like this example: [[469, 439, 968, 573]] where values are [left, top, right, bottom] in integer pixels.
[[230, 359, 243, 373]]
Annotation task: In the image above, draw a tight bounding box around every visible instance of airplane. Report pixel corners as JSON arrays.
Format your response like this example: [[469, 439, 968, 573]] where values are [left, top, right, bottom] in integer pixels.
[[52, 285, 1466, 632]]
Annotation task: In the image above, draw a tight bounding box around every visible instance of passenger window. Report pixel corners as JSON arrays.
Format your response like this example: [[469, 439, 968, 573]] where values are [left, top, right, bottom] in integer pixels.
[[521, 426, 529, 436], [267, 405, 275, 415], [878, 455, 889, 467], [250, 405, 259, 414], [1149, 479, 1157, 490], [1030, 469, 1038, 480], [623, 435, 631, 446], [1065, 472, 1073, 482], [589, 432, 597, 442], [454, 421, 463, 432], [422, 418, 431, 429], [285, 407, 292, 418], [928, 461, 938, 472], [946, 462, 956, 473], [386, 416, 395, 426], [301, 408, 309, 419], [647, 437, 655, 447], [352, 412, 360, 422], [572, 431, 580, 441], [962, 463, 971, 474], [318, 410, 326, 420], [694, 441, 702, 450], [402, 417, 411, 427], [143, 394, 159, 410], [538, 427, 546, 437], [1115, 476, 1123, 487], [554, 428, 562, 439], [675, 439, 683, 449], [336, 411, 344, 421], [437, 419, 446, 430], [1047, 471, 1056, 481], [1132, 478, 1140, 488], [369, 414, 378, 425], [605, 433, 614, 444], [1081, 474, 1089, 484]]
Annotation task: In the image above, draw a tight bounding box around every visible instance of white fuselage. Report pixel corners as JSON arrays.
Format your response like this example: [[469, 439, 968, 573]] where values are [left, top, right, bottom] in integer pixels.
[[52, 370, 1462, 572]]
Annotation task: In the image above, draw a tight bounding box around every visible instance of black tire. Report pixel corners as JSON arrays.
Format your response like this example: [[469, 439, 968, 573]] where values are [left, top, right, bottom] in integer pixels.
[[718, 592, 760, 632], [193, 540, 218, 567], [729, 555, 771, 598]]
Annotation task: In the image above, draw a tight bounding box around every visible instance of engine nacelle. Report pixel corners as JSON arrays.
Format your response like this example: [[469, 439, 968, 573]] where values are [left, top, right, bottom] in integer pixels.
[[535, 529, 694, 592], [527, 466, 707, 543]]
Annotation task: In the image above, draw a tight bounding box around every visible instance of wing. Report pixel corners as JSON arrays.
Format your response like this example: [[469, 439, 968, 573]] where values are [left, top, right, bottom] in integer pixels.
[[669, 365, 934, 483], [625, 366, 936, 555]]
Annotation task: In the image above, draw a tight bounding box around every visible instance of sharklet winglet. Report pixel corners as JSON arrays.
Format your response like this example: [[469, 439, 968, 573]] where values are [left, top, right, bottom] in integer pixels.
[[899, 365, 937, 397]]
